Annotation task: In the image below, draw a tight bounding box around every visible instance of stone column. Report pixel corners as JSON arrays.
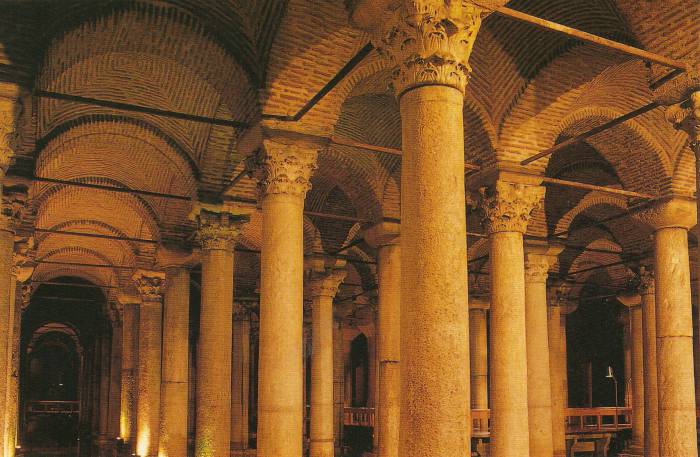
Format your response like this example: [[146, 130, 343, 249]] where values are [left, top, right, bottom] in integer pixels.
[[108, 315, 122, 444], [308, 267, 347, 457], [547, 283, 570, 457], [364, 223, 400, 457], [524, 245, 561, 457], [119, 301, 139, 449], [469, 303, 488, 424], [157, 259, 190, 457], [478, 180, 544, 457], [251, 134, 317, 457], [639, 268, 659, 457], [332, 318, 345, 456], [637, 198, 698, 457], [190, 205, 248, 457], [617, 293, 644, 456], [231, 302, 251, 450], [132, 270, 166, 457], [97, 331, 113, 455], [351, 2, 497, 454], [622, 314, 632, 408]]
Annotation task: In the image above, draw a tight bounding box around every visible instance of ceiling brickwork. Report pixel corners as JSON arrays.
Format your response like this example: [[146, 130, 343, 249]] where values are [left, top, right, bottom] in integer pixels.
[[0, 0, 697, 309]]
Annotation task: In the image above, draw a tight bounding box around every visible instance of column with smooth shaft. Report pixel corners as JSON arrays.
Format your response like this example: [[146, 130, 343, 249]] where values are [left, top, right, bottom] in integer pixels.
[[617, 292, 644, 455], [231, 302, 251, 450], [524, 244, 562, 457], [191, 204, 249, 457], [639, 268, 658, 457], [250, 131, 317, 457], [157, 246, 194, 457], [547, 282, 571, 457], [132, 270, 166, 457], [97, 329, 113, 456], [351, 1, 507, 454], [478, 180, 544, 457], [469, 300, 489, 431], [308, 263, 347, 457], [364, 222, 400, 457], [636, 198, 698, 457], [107, 312, 122, 446], [119, 300, 139, 450]]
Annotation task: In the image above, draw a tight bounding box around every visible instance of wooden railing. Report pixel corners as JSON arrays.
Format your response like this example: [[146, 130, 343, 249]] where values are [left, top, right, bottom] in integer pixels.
[[345, 406, 633, 435], [27, 400, 80, 414]]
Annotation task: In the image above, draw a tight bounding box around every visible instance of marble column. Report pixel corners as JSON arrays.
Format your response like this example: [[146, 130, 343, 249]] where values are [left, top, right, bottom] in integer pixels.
[[352, 3, 491, 455], [547, 284, 570, 457], [469, 302, 488, 431], [231, 302, 251, 450], [617, 293, 644, 455], [637, 198, 698, 457], [108, 315, 123, 444], [639, 268, 658, 457], [364, 223, 400, 457], [191, 205, 248, 457], [252, 134, 317, 457], [132, 270, 166, 457], [524, 245, 561, 457], [308, 267, 346, 457], [158, 262, 190, 457], [98, 331, 113, 455], [120, 301, 139, 449], [332, 318, 344, 456], [478, 180, 544, 457]]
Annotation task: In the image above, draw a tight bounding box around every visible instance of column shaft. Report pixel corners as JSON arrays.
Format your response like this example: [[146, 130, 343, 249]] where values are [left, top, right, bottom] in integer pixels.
[[399, 85, 470, 457], [653, 227, 698, 457], [469, 309, 488, 421], [641, 277, 659, 457], [160, 268, 189, 457], [108, 321, 122, 442], [4, 278, 20, 457], [231, 311, 250, 450], [196, 249, 234, 457], [310, 294, 335, 457], [524, 260, 554, 457], [489, 231, 529, 457], [376, 243, 400, 457], [98, 333, 112, 453], [0, 228, 13, 450], [136, 299, 163, 457], [629, 305, 644, 453], [333, 320, 344, 456], [120, 303, 138, 447], [548, 305, 566, 457], [258, 192, 305, 457]]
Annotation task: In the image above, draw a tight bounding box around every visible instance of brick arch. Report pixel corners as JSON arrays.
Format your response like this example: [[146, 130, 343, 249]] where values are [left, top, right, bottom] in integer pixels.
[[36, 245, 121, 291], [553, 194, 628, 236]]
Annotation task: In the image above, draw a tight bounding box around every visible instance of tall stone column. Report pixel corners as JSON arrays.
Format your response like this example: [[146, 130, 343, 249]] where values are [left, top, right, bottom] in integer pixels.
[[308, 267, 347, 457], [119, 300, 139, 450], [478, 180, 544, 457], [547, 283, 571, 457], [524, 245, 561, 457], [251, 134, 317, 457], [97, 331, 113, 456], [108, 314, 123, 444], [350, 2, 503, 455], [617, 293, 644, 455], [332, 318, 345, 456], [364, 223, 400, 457], [132, 270, 166, 457], [190, 205, 248, 457], [639, 268, 658, 457], [637, 198, 698, 457], [157, 255, 191, 457], [469, 302, 488, 426], [231, 302, 251, 450]]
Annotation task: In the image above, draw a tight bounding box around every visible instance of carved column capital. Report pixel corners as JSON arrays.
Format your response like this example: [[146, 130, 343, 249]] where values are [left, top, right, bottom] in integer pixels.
[[0, 186, 28, 233], [0, 97, 22, 174], [12, 237, 35, 280], [638, 267, 655, 296], [524, 244, 562, 284], [190, 203, 250, 251], [361, 1, 496, 96], [20, 284, 31, 310], [665, 91, 700, 156], [131, 269, 166, 304], [308, 268, 347, 299], [476, 181, 544, 234], [254, 138, 318, 198]]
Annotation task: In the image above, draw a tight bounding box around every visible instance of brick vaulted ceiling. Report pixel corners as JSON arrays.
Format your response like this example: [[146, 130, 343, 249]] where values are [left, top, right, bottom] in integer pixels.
[[0, 0, 698, 307]]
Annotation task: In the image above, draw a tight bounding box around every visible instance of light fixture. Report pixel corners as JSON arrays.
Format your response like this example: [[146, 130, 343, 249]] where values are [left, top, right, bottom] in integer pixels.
[[605, 366, 615, 379]]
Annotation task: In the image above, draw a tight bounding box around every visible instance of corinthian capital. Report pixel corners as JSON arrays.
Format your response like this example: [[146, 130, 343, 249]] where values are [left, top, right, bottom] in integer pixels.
[[190, 203, 250, 251], [255, 138, 318, 198], [0, 185, 28, 233], [132, 270, 166, 303], [638, 266, 655, 296], [0, 97, 22, 174], [308, 268, 347, 299], [356, 1, 501, 96], [476, 181, 544, 235], [524, 243, 562, 284], [665, 91, 700, 156]]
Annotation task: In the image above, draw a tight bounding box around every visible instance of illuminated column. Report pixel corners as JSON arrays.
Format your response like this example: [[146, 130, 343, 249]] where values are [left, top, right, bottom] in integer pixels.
[[157, 255, 191, 457], [617, 293, 644, 456], [637, 198, 698, 457], [120, 300, 139, 449], [364, 223, 400, 457], [133, 270, 166, 457], [231, 302, 251, 450], [191, 205, 248, 457], [639, 268, 659, 457], [252, 133, 317, 457], [469, 302, 488, 427], [307, 266, 346, 457], [478, 180, 544, 457], [107, 314, 123, 444], [351, 2, 503, 454], [524, 245, 561, 457]]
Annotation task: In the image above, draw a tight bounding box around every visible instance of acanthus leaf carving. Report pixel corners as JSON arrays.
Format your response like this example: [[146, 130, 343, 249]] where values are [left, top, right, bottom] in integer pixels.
[[131, 270, 166, 303], [255, 139, 318, 198], [190, 205, 249, 251], [476, 181, 544, 234]]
